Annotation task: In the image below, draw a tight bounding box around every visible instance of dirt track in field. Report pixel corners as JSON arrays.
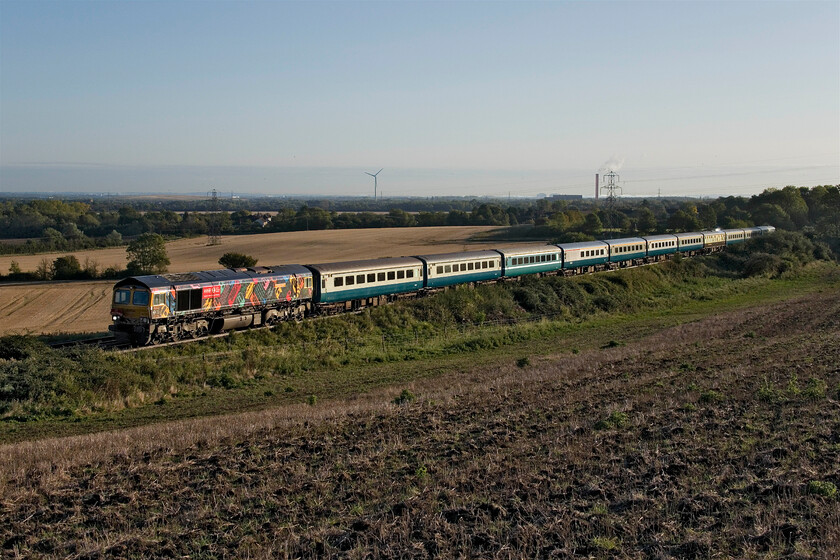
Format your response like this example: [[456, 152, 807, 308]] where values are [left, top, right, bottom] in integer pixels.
[[0, 227, 505, 336]]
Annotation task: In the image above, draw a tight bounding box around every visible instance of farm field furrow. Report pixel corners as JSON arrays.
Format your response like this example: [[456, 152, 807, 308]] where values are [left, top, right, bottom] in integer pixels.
[[2, 285, 838, 557], [0, 226, 502, 335]]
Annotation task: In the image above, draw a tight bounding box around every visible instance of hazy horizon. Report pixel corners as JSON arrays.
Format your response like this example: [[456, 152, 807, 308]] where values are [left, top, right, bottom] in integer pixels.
[[2, 1, 838, 197]]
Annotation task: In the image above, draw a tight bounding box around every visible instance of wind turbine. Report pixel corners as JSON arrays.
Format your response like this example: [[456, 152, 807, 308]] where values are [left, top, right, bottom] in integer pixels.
[[365, 168, 383, 200]]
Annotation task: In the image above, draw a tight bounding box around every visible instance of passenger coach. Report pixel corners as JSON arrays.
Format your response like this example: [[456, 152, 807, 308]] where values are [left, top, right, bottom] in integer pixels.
[[416, 251, 501, 288], [605, 237, 647, 265], [496, 244, 562, 277], [307, 257, 423, 311], [558, 241, 609, 272]]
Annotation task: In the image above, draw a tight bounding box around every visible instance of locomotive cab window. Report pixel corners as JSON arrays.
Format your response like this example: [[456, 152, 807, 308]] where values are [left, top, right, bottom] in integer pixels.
[[153, 293, 166, 306], [114, 289, 131, 304], [132, 290, 150, 306]]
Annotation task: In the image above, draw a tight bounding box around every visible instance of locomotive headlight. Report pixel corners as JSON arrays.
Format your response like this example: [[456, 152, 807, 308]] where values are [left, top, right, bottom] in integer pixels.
[[112, 315, 119, 321]]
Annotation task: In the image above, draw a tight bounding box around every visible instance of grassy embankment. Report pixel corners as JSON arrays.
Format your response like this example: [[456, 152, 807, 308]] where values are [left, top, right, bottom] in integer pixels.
[[0, 231, 835, 444]]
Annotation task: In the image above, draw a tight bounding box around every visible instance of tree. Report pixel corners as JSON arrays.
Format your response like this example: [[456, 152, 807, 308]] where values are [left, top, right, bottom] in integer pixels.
[[582, 212, 603, 236], [218, 252, 258, 268], [52, 255, 82, 280], [104, 230, 123, 246], [126, 233, 170, 275], [636, 207, 658, 234]]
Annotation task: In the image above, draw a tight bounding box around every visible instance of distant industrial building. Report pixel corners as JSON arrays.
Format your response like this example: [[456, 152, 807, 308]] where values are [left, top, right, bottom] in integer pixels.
[[548, 194, 584, 201]]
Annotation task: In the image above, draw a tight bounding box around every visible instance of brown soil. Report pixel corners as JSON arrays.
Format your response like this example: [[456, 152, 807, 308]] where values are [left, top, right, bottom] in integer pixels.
[[0, 226, 502, 335], [1, 288, 838, 558]]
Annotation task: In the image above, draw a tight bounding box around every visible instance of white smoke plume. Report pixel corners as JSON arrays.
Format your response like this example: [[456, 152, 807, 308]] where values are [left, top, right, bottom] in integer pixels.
[[600, 156, 625, 173]]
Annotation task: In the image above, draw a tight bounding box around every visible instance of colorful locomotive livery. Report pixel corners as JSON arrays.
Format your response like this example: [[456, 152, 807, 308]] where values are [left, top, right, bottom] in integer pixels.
[[111, 226, 774, 346]]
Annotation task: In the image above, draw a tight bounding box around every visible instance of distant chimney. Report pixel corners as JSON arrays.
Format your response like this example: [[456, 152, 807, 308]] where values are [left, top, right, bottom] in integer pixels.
[[595, 173, 599, 199]]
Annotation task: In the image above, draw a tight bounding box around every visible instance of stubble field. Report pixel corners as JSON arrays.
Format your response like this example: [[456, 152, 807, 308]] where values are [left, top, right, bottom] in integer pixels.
[[2, 283, 838, 558], [0, 226, 501, 336]]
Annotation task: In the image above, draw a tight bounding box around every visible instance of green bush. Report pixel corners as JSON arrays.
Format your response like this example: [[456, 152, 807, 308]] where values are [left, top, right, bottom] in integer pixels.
[[393, 389, 416, 405], [808, 480, 837, 499]]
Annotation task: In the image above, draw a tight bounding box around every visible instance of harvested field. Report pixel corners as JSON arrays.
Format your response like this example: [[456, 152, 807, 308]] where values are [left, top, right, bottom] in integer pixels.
[[2, 287, 838, 557], [0, 226, 502, 335]]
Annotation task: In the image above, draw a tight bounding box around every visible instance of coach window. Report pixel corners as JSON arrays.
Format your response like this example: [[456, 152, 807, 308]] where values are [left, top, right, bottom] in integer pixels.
[[436, 266, 443, 274], [378, 272, 386, 281], [367, 273, 375, 283], [458, 263, 465, 271], [444, 265, 451, 273], [387, 271, 396, 280], [356, 274, 365, 284], [334, 277, 344, 287], [407, 270, 414, 278], [346, 276, 355, 286], [397, 270, 405, 279]]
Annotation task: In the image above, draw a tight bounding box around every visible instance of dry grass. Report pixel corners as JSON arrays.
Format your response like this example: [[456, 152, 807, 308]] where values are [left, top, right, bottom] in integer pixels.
[[0, 226, 503, 335], [2, 289, 839, 557]]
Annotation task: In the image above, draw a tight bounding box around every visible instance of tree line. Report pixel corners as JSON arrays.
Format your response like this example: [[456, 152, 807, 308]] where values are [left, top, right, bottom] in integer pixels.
[[1, 185, 837, 281]]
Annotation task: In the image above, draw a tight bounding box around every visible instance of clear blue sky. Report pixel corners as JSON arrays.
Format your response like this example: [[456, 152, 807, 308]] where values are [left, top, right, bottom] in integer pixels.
[[1, 0, 838, 198]]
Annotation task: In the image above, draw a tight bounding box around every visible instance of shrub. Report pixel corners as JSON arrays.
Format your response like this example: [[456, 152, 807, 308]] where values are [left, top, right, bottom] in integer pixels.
[[595, 410, 629, 430], [516, 356, 530, 368], [219, 252, 258, 268], [808, 480, 837, 499], [803, 377, 827, 399], [699, 390, 723, 404], [393, 389, 416, 405]]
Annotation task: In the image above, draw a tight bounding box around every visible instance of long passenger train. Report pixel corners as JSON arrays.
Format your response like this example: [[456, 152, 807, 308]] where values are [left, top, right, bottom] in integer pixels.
[[110, 226, 774, 346]]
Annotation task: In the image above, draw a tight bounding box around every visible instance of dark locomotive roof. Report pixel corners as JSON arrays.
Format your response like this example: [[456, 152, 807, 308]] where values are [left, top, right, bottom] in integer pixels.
[[115, 264, 312, 290]]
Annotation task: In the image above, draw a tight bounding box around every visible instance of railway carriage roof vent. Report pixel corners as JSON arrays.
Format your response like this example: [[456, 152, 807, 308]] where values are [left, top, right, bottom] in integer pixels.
[[161, 272, 202, 282]]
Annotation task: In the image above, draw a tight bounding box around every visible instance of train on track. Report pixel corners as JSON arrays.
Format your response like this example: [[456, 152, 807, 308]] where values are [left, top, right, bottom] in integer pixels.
[[110, 226, 775, 346]]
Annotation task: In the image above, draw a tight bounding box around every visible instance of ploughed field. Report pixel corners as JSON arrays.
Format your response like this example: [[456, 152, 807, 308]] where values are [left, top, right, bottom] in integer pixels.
[[2, 287, 838, 557], [0, 226, 500, 336]]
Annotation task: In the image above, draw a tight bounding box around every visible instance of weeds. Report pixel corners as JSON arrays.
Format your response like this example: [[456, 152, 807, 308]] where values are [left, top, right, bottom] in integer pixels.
[[808, 480, 837, 499], [393, 389, 416, 405]]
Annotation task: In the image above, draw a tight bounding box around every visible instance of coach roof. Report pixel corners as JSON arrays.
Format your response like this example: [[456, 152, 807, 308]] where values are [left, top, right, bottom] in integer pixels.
[[305, 257, 422, 275], [413, 250, 500, 264]]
